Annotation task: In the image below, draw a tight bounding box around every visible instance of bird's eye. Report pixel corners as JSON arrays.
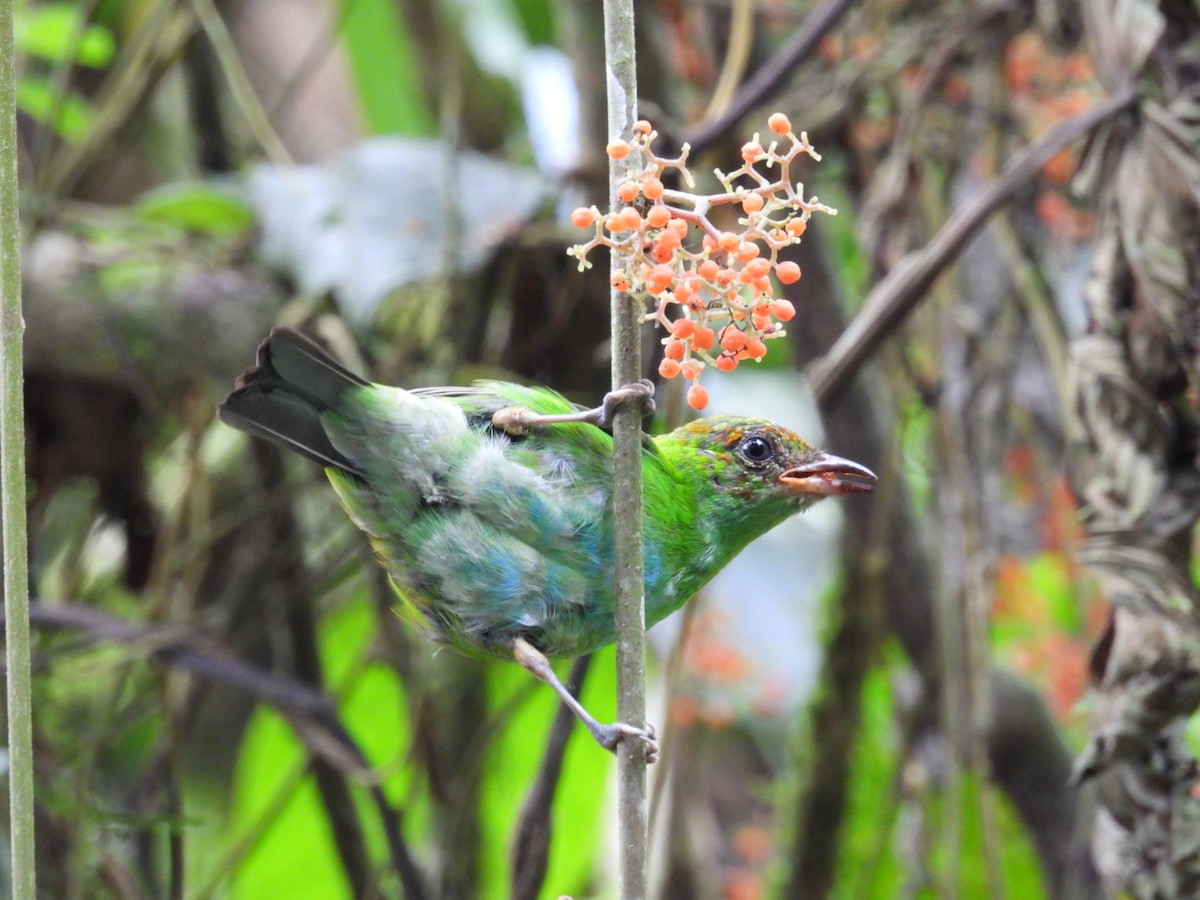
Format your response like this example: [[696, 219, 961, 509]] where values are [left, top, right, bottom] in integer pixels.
[[737, 435, 773, 465]]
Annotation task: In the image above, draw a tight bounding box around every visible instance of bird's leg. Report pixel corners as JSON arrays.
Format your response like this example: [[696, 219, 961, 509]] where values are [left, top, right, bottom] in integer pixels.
[[491, 380, 656, 436], [512, 636, 658, 763]]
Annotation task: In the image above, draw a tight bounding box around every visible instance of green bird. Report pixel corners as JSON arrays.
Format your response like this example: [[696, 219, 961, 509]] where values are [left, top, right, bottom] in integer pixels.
[[219, 329, 875, 760]]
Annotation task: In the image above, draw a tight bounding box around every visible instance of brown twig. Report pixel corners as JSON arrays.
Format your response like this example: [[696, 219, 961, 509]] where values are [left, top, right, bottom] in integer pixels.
[[806, 86, 1141, 407], [680, 0, 855, 153]]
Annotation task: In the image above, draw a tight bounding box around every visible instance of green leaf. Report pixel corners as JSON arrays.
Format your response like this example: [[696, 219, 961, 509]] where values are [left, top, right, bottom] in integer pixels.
[[136, 183, 256, 237], [219, 593, 412, 897], [339, 0, 433, 136], [228, 713, 352, 899], [16, 3, 115, 67], [16, 77, 93, 141], [512, 0, 556, 45]]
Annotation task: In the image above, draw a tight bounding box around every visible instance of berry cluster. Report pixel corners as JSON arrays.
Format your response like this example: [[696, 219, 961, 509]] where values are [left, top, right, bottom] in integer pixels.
[[568, 114, 834, 409]]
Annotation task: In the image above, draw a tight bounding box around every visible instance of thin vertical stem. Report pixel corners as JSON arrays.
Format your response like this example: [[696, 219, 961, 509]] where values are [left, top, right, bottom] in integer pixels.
[[0, 1, 38, 896], [602, 1, 648, 897]]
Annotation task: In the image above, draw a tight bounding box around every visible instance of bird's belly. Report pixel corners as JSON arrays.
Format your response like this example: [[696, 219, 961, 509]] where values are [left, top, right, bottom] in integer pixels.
[[386, 567, 617, 660], [374, 512, 610, 659]]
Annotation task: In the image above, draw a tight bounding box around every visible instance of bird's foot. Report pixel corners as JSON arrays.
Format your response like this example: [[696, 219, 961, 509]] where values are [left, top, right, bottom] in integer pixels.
[[594, 379, 656, 429], [511, 636, 660, 764], [588, 719, 659, 764], [491, 380, 656, 436]]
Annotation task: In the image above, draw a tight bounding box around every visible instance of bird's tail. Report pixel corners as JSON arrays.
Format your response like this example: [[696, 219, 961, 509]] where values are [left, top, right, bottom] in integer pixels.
[[218, 328, 368, 477]]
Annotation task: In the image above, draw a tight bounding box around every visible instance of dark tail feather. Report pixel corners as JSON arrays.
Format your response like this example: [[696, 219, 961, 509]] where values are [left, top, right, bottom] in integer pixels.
[[218, 328, 368, 478]]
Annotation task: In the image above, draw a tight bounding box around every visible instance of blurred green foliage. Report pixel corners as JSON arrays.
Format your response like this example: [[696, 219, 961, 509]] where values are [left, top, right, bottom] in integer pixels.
[[14, 0, 113, 139], [339, 0, 432, 136]]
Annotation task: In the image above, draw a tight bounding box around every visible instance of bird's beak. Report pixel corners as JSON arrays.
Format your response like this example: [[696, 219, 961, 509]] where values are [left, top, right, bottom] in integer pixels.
[[779, 452, 877, 496]]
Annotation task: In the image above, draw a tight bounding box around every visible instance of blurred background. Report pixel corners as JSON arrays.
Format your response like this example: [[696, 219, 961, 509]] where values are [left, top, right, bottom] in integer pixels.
[[11, 0, 1200, 897]]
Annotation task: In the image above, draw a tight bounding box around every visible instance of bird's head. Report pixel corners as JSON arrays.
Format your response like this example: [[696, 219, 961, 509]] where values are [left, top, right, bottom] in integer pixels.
[[665, 416, 876, 514]]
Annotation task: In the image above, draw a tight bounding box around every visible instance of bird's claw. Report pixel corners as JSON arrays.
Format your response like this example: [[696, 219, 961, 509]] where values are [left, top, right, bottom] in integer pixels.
[[592, 720, 659, 764], [596, 379, 656, 429]]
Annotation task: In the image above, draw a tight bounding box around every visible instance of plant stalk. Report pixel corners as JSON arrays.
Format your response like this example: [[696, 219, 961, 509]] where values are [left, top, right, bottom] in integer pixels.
[[0, 1, 37, 895], [602, 1, 648, 897]]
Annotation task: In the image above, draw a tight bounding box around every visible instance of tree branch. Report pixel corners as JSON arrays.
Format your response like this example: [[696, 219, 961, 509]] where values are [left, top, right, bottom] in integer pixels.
[[806, 86, 1141, 407]]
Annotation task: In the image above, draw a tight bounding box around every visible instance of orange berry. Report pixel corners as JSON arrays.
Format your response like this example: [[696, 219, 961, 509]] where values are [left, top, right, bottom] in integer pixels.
[[611, 271, 630, 291], [738, 268, 755, 285], [746, 258, 771, 279], [664, 339, 687, 361], [742, 192, 765, 214], [686, 294, 703, 312], [721, 328, 748, 353], [647, 263, 675, 293], [606, 139, 631, 159], [741, 141, 764, 163], [735, 242, 760, 262], [771, 299, 796, 321], [687, 383, 710, 410], [698, 260, 720, 281], [646, 205, 671, 228], [753, 277, 773, 295], [658, 358, 681, 378], [776, 261, 802, 284], [672, 317, 696, 338], [656, 228, 681, 250], [674, 283, 695, 304], [620, 207, 643, 231], [702, 234, 717, 252], [768, 112, 791, 135], [668, 218, 689, 238], [745, 338, 768, 359], [651, 243, 674, 263], [642, 176, 664, 200], [716, 268, 736, 286], [715, 354, 738, 372], [618, 181, 640, 203], [691, 326, 715, 350], [718, 231, 740, 252], [634, 119, 652, 134], [753, 314, 772, 331], [571, 207, 596, 228], [786, 218, 807, 238], [680, 361, 702, 380]]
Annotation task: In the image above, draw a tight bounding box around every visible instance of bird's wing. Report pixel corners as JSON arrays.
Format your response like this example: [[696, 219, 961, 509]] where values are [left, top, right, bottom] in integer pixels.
[[412, 381, 585, 417]]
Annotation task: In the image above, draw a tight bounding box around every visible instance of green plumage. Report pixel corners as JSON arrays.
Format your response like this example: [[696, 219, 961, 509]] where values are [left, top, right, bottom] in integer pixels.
[[220, 329, 869, 662]]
